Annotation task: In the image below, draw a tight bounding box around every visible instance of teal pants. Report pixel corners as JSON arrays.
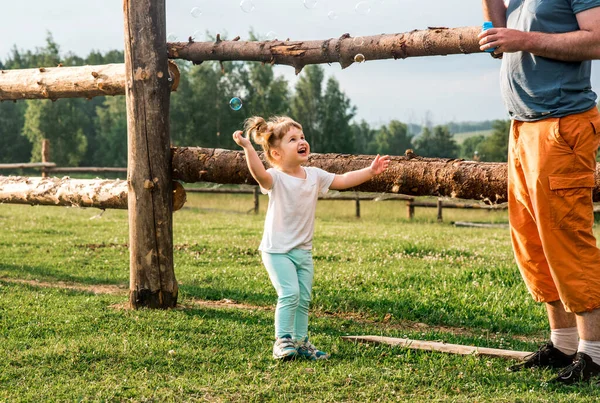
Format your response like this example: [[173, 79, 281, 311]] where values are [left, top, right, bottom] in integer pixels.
[[261, 249, 314, 339]]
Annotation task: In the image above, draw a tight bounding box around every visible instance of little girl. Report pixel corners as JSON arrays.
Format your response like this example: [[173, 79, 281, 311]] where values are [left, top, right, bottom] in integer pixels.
[[233, 116, 389, 360]]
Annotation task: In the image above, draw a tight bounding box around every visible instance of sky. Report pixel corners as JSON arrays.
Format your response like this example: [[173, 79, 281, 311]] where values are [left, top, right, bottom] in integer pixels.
[[2, 0, 600, 126]]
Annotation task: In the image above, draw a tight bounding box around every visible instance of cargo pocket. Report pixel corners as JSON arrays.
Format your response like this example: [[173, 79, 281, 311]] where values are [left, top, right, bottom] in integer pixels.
[[591, 114, 600, 135], [548, 172, 595, 230]]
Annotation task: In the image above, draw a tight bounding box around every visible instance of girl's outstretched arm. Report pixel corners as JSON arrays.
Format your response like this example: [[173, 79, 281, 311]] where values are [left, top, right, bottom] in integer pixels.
[[329, 154, 390, 190], [232, 130, 273, 190]]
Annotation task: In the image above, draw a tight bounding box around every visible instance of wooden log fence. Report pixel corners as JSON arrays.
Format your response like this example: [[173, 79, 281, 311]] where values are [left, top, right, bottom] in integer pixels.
[[186, 186, 507, 220], [168, 26, 482, 74], [0, 61, 180, 101], [0, 162, 56, 170], [0, 141, 128, 175], [0, 17, 520, 309], [0, 176, 186, 211], [0, 27, 483, 102]]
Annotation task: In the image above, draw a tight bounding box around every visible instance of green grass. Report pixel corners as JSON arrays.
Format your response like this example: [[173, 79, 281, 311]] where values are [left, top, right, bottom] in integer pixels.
[[2, 193, 600, 401], [453, 129, 494, 145]]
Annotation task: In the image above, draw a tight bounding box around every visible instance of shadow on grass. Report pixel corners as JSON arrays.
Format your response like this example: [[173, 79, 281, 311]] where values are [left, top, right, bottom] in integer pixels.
[[1, 262, 541, 337], [0, 262, 127, 287]]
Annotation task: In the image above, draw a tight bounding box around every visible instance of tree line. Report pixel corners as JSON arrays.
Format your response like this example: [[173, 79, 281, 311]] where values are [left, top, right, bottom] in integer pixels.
[[0, 34, 512, 167]]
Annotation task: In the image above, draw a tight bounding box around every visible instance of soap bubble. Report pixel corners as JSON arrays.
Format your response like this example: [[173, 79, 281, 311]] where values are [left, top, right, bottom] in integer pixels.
[[353, 36, 365, 46], [304, 0, 318, 9], [229, 97, 243, 111], [328, 11, 338, 20], [266, 31, 278, 40], [167, 33, 178, 42], [354, 54, 365, 63], [355, 1, 371, 15], [192, 30, 203, 41], [240, 0, 255, 13], [190, 7, 202, 18]]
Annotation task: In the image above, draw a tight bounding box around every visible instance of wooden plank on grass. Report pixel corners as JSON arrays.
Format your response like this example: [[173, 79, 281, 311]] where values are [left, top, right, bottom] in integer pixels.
[[341, 335, 531, 360], [454, 221, 509, 228]]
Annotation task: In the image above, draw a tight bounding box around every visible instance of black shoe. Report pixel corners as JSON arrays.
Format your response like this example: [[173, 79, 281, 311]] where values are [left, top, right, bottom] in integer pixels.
[[549, 352, 600, 385], [507, 341, 576, 372]]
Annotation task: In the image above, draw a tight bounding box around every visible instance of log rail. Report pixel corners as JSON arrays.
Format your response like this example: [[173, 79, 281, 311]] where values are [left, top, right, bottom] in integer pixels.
[[0, 26, 481, 101]]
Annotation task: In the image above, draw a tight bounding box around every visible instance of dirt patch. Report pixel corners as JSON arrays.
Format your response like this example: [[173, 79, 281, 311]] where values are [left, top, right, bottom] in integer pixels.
[[2, 277, 127, 295], [76, 243, 128, 251], [1, 277, 542, 342]]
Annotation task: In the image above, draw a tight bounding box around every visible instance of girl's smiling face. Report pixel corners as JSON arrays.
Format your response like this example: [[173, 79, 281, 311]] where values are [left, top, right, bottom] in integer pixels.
[[272, 127, 310, 166]]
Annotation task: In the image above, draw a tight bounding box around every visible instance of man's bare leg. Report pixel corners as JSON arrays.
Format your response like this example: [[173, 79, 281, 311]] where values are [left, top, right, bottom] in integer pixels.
[[576, 307, 600, 341], [546, 300, 576, 329]]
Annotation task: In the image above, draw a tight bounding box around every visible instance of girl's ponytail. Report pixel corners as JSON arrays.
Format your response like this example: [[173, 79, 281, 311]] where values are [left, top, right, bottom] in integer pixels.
[[244, 116, 269, 146]]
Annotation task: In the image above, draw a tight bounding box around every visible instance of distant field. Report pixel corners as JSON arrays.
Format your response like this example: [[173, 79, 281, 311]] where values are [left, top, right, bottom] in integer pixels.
[[453, 129, 494, 144], [2, 193, 599, 401]]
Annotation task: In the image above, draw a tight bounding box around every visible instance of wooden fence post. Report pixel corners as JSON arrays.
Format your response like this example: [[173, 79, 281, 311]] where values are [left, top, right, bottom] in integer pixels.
[[253, 186, 259, 214], [437, 199, 443, 222], [355, 194, 361, 218], [124, 0, 177, 309], [407, 199, 415, 220], [41, 139, 50, 178]]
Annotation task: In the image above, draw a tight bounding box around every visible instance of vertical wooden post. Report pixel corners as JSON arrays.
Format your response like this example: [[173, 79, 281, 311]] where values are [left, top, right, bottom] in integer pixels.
[[41, 139, 50, 178], [253, 186, 259, 214], [407, 199, 415, 220], [124, 0, 177, 309], [355, 194, 361, 218], [437, 198, 443, 222]]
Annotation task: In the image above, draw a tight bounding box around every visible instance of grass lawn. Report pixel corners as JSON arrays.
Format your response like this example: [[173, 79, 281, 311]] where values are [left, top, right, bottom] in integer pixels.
[[1, 192, 599, 401], [453, 129, 494, 145]]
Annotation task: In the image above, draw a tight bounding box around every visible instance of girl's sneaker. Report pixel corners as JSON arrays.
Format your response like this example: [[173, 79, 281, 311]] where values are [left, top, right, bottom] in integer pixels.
[[296, 337, 330, 360], [273, 335, 298, 360]]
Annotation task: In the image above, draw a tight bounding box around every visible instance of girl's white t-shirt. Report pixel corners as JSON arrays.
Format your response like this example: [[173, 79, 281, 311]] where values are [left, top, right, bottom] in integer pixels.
[[259, 167, 335, 253]]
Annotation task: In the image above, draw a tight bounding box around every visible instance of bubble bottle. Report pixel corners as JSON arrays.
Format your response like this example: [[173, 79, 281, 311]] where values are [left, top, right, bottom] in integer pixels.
[[482, 21, 496, 53]]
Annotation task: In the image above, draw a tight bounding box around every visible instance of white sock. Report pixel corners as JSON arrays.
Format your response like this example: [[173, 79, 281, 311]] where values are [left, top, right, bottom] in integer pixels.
[[578, 340, 600, 365], [550, 327, 578, 356]]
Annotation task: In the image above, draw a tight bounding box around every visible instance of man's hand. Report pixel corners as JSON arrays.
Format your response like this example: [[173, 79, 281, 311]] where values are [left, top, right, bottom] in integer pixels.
[[232, 130, 252, 149], [478, 7, 600, 61], [478, 27, 528, 55], [370, 154, 390, 176]]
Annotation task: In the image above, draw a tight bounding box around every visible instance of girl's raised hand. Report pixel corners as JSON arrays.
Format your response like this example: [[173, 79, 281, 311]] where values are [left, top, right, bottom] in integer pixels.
[[232, 130, 251, 148], [370, 154, 390, 175]]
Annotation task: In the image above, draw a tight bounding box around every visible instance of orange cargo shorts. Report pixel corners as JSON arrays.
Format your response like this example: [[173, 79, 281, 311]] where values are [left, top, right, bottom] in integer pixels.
[[508, 107, 600, 313]]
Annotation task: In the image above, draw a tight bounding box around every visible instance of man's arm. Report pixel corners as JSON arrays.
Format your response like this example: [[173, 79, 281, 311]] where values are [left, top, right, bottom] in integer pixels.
[[479, 6, 600, 61], [482, 0, 507, 28]]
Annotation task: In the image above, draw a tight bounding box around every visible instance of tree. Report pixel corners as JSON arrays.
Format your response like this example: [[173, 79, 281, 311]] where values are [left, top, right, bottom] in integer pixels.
[[291, 65, 325, 151], [477, 120, 510, 162], [413, 125, 459, 158], [3, 32, 61, 70], [0, 102, 31, 163], [0, 33, 64, 164], [22, 99, 89, 166], [169, 61, 249, 149], [1, 33, 126, 166], [243, 62, 290, 118], [461, 134, 486, 160], [320, 77, 356, 153], [94, 97, 127, 167], [374, 120, 413, 156], [350, 120, 378, 155]]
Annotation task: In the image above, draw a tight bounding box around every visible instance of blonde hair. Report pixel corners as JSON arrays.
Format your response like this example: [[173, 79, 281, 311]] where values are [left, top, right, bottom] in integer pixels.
[[244, 116, 302, 166]]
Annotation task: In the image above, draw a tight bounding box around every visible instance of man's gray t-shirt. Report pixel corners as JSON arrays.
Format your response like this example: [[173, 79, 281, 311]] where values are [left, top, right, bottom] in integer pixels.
[[501, 0, 600, 121]]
